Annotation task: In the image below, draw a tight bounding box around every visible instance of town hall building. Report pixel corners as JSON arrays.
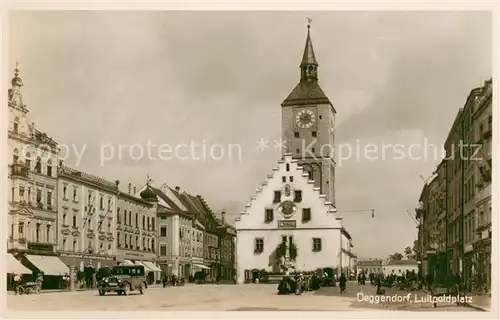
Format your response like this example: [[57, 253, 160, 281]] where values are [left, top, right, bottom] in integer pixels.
[[235, 24, 353, 283]]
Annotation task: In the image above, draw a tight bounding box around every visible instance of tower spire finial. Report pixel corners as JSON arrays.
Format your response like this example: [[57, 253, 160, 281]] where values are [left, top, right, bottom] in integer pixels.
[[307, 17, 312, 29]]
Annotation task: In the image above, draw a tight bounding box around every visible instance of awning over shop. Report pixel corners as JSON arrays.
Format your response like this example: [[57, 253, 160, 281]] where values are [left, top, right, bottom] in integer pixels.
[[143, 261, 162, 272], [25, 255, 70, 276], [193, 264, 211, 270], [135, 261, 153, 272], [7, 254, 31, 275]]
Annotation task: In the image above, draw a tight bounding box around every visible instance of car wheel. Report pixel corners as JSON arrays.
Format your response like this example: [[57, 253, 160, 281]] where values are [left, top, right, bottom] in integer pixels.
[[18, 287, 25, 295], [98, 288, 105, 296], [123, 285, 130, 296], [117, 291, 122, 295], [25, 287, 32, 295]]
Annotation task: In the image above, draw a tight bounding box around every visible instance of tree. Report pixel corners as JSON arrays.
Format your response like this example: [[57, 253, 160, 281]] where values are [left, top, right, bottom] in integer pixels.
[[404, 246, 412, 259], [389, 252, 404, 260]]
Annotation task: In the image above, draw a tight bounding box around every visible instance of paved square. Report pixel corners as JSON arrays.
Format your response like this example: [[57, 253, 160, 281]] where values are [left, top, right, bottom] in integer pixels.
[[6, 283, 475, 312]]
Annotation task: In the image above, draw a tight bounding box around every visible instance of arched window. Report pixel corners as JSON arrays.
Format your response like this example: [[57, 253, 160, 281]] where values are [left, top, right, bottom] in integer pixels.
[[13, 148, 19, 164], [13, 117, 19, 133], [46, 159, 53, 177], [25, 152, 32, 169]]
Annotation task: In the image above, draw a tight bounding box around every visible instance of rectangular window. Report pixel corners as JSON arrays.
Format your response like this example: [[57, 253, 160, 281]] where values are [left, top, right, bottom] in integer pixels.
[[36, 223, 40, 242], [302, 208, 311, 222], [264, 209, 274, 223], [151, 218, 155, 231], [47, 191, 52, 206], [273, 191, 281, 203], [73, 188, 78, 201], [135, 213, 138, 227], [294, 132, 299, 138], [73, 240, 77, 252], [294, 190, 302, 202], [160, 226, 167, 237], [100, 195, 104, 209], [47, 165, 52, 177], [254, 238, 264, 253], [36, 189, 42, 203], [117, 208, 121, 223], [19, 187, 25, 199], [312, 131, 317, 137], [289, 176, 294, 182], [282, 176, 286, 182], [18, 222, 24, 237], [160, 245, 167, 256], [72, 215, 77, 228], [142, 216, 146, 229], [46, 225, 51, 243]]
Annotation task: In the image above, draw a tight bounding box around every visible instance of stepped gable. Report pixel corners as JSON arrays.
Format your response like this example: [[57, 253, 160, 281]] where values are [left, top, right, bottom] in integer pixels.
[[234, 153, 338, 224]]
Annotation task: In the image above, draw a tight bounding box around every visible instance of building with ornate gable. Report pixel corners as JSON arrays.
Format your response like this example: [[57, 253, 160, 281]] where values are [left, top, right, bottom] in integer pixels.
[[234, 24, 352, 283], [7, 65, 69, 285], [235, 155, 351, 283]]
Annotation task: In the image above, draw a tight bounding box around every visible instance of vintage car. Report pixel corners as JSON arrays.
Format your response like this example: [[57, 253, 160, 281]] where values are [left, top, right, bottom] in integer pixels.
[[98, 265, 147, 296]]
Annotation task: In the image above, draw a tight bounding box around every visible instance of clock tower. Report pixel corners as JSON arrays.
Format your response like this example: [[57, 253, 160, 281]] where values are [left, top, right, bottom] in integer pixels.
[[281, 23, 337, 207]]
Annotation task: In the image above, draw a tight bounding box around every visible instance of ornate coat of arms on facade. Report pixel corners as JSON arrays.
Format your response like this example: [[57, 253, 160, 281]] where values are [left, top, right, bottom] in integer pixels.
[[278, 200, 297, 219]]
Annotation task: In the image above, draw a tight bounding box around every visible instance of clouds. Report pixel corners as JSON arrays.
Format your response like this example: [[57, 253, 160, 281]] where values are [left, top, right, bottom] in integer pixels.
[[8, 11, 491, 258]]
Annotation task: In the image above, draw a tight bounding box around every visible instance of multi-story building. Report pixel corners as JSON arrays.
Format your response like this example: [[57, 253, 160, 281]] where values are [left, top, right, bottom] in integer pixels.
[[215, 212, 237, 282], [471, 79, 492, 291], [235, 24, 353, 283], [139, 183, 199, 279], [7, 65, 68, 282], [57, 165, 118, 270], [418, 79, 492, 291], [116, 183, 160, 283], [356, 259, 383, 275], [444, 109, 464, 276], [191, 218, 206, 275]]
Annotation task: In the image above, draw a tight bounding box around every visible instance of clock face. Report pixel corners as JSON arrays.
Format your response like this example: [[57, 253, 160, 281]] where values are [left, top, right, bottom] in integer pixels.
[[296, 109, 316, 129]]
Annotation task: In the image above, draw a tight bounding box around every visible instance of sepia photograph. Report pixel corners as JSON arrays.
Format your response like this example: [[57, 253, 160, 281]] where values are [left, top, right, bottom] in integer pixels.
[[3, 7, 495, 315]]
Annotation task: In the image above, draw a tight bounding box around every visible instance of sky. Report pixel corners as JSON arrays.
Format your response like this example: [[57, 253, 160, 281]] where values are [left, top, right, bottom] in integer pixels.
[[8, 11, 492, 259]]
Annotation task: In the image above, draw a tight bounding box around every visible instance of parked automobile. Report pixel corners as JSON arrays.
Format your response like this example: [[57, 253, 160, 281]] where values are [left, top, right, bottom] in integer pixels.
[[98, 265, 147, 296]]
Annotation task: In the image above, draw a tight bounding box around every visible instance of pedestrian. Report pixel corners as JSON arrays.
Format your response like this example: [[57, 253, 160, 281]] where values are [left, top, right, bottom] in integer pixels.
[[13, 273, 21, 295], [216, 275, 220, 285], [162, 275, 167, 288], [339, 273, 347, 294]]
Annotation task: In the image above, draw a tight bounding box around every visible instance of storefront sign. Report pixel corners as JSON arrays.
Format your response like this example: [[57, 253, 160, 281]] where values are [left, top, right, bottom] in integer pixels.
[[59, 252, 115, 261], [124, 251, 145, 258], [278, 220, 296, 229], [28, 243, 54, 252]]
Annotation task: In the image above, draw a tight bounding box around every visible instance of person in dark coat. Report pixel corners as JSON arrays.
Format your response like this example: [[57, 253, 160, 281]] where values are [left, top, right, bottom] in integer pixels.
[[339, 273, 347, 294]]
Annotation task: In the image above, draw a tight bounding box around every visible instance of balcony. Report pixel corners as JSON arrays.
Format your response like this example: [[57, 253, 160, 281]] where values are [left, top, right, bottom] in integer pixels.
[[7, 237, 28, 251], [10, 164, 30, 178]]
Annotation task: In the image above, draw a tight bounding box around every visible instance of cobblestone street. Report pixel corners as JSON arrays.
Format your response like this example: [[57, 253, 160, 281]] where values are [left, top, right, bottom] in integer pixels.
[[6, 283, 477, 312]]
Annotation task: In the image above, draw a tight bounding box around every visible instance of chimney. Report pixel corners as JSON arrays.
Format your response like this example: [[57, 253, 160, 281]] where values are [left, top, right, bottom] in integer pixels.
[[133, 186, 136, 195], [115, 180, 120, 188], [221, 211, 226, 224], [175, 186, 180, 192], [128, 183, 131, 194]]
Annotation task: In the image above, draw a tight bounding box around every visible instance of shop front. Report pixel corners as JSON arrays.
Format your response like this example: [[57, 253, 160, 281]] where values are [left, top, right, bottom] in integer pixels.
[[58, 252, 117, 271], [117, 250, 161, 284]]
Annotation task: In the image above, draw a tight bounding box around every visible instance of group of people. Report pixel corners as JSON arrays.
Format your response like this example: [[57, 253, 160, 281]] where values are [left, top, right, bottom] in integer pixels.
[[277, 271, 348, 295], [12, 272, 44, 295]]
